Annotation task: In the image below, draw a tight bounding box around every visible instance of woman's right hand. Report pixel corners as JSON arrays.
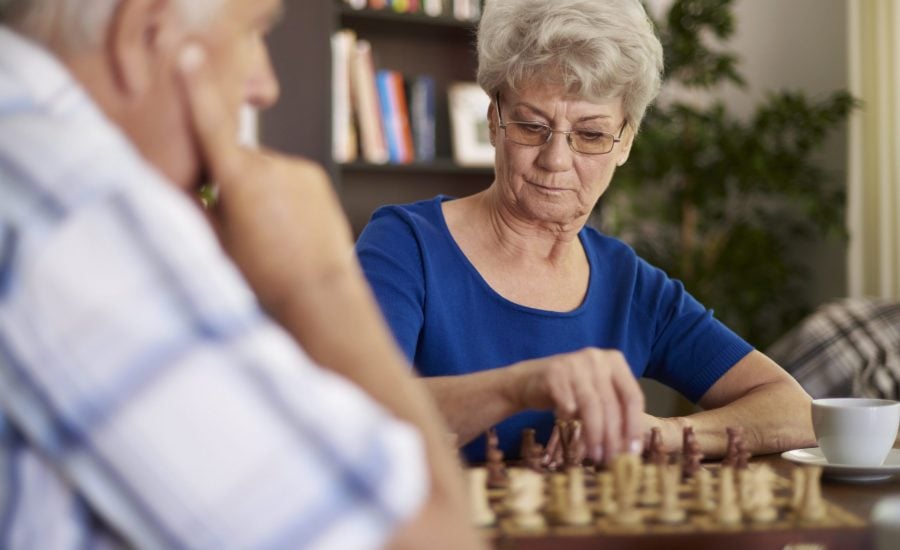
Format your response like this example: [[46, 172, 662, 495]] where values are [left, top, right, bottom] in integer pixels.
[[508, 348, 645, 463]]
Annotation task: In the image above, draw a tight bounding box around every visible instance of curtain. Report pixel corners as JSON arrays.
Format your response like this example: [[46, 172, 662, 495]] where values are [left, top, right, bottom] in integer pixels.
[[847, 0, 900, 299]]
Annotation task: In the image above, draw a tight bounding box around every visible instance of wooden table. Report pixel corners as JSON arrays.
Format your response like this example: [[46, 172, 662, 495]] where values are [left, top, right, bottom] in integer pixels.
[[485, 454, 899, 550]]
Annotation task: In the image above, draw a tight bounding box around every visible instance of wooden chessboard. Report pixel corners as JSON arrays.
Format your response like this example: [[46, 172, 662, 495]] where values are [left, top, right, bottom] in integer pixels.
[[473, 462, 870, 550]]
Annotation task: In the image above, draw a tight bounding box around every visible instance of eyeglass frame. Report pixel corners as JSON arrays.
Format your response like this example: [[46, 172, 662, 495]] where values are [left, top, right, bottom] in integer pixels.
[[494, 92, 628, 155]]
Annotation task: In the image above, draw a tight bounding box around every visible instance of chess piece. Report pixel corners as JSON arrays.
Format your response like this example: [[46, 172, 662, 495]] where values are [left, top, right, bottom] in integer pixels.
[[596, 471, 618, 516], [506, 468, 546, 530], [560, 420, 582, 469], [525, 442, 544, 472], [682, 426, 704, 479], [738, 467, 753, 513], [467, 467, 496, 527], [722, 426, 743, 467], [790, 467, 805, 512], [647, 427, 667, 466], [799, 466, 826, 523], [520, 428, 536, 461], [735, 439, 751, 470], [611, 454, 642, 525], [747, 464, 777, 523], [692, 467, 715, 513], [716, 466, 742, 526], [559, 467, 592, 526], [486, 428, 509, 489], [547, 473, 567, 523], [639, 464, 661, 506], [658, 464, 687, 524]]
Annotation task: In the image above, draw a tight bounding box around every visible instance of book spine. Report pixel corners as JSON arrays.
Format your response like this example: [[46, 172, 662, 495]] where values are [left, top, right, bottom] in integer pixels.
[[410, 75, 436, 162], [390, 71, 415, 164], [376, 70, 401, 163], [351, 40, 389, 164], [331, 29, 358, 163]]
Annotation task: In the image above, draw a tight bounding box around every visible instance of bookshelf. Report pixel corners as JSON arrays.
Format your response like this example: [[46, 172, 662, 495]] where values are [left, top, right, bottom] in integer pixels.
[[261, 1, 494, 234]]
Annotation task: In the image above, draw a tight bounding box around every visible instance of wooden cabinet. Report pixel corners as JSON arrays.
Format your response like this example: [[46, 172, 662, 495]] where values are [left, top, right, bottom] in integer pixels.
[[262, 1, 494, 234]]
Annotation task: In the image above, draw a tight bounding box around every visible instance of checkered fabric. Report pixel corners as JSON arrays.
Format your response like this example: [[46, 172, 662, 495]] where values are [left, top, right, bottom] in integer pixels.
[[0, 26, 426, 550], [767, 298, 900, 399]]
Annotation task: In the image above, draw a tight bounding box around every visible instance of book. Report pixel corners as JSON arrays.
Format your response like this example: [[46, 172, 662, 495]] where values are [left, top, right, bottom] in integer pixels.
[[343, 0, 367, 9], [350, 40, 389, 164], [390, 71, 415, 163], [331, 29, 358, 163], [409, 75, 436, 162], [376, 70, 414, 164]]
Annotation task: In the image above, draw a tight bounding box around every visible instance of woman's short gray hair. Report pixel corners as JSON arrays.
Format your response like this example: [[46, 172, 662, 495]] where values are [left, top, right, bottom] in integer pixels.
[[477, 0, 663, 132], [1, 0, 221, 48]]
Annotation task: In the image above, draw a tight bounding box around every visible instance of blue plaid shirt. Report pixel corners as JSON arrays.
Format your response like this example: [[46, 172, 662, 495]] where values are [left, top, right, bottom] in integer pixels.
[[0, 27, 426, 550]]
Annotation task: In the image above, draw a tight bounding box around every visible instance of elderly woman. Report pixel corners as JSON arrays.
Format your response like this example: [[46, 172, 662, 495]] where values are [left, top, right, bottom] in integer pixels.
[[357, 0, 815, 464]]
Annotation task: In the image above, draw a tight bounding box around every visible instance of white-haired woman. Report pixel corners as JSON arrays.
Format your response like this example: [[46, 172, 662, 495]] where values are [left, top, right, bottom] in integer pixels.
[[357, 0, 815, 465]]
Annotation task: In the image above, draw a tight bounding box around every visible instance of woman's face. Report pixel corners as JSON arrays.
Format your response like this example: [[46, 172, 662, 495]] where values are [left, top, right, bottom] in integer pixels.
[[489, 83, 633, 227]]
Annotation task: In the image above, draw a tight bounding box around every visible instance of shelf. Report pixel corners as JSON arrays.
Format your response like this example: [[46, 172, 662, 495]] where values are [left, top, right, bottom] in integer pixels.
[[338, 5, 478, 29], [341, 159, 494, 176]]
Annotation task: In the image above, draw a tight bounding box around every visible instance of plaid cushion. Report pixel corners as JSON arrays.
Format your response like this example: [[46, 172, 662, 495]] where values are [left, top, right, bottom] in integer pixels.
[[767, 298, 900, 399]]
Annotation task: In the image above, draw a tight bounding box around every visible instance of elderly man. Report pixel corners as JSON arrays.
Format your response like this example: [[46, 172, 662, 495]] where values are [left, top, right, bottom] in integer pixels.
[[0, 1, 482, 549]]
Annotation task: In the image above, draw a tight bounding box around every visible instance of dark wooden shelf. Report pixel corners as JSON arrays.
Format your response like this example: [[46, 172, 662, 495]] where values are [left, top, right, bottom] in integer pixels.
[[338, 5, 478, 29], [341, 159, 493, 175]]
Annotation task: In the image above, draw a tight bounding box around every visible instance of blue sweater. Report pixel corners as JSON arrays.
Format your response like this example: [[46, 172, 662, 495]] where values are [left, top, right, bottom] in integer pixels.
[[356, 196, 753, 462]]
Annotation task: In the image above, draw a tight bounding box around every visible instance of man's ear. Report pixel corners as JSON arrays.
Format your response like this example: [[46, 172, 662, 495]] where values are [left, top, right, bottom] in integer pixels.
[[106, 0, 181, 98]]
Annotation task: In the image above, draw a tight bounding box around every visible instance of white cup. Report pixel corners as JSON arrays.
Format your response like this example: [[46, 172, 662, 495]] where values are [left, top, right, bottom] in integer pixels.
[[811, 398, 900, 466]]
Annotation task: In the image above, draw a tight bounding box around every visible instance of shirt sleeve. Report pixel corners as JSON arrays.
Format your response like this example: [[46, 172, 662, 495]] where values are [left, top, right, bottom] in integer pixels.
[[0, 181, 427, 550], [356, 208, 427, 364], [636, 258, 754, 403]]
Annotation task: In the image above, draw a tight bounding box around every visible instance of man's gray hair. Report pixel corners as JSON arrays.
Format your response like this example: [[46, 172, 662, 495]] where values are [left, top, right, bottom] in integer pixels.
[[477, 0, 663, 132], [0, 0, 222, 48]]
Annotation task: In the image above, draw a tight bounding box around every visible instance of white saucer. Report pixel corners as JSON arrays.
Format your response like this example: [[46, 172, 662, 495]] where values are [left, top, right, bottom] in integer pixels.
[[781, 447, 900, 482]]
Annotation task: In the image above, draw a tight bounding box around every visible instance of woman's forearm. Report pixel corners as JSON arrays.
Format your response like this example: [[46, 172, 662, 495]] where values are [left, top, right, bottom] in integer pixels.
[[423, 369, 523, 445]]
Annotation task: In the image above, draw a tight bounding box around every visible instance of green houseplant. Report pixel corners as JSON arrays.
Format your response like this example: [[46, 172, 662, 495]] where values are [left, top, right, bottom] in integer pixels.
[[603, 0, 856, 348]]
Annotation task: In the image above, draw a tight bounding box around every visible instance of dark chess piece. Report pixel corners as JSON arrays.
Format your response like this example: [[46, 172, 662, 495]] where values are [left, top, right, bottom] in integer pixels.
[[485, 428, 508, 488], [648, 427, 667, 466], [561, 420, 582, 468], [681, 426, 704, 479], [722, 426, 744, 467], [520, 428, 536, 462], [525, 443, 544, 472]]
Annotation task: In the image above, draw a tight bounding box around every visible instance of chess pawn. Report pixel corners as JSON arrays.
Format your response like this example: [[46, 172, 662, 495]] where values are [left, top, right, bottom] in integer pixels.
[[790, 467, 806, 512], [639, 464, 661, 506], [716, 466, 742, 526], [595, 471, 618, 516], [647, 428, 669, 466], [525, 443, 544, 472], [748, 465, 777, 524], [658, 464, 687, 524], [560, 467, 593, 526], [486, 428, 509, 489], [520, 428, 537, 461], [692, 467, 715, 513], [467, 467, 496, 527], [547, 473, 567, 523], [506, 468, 547, 530], [737, 467, 753, 513], [799, 466, 826, 523], [722, 426, 744, 467], [562, 421, 583, 469], [611, 454, 642, 525]]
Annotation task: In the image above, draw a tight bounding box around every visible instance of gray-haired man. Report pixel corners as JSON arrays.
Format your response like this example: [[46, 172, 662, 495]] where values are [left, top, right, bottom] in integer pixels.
[[0, 1, 482, 548]]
